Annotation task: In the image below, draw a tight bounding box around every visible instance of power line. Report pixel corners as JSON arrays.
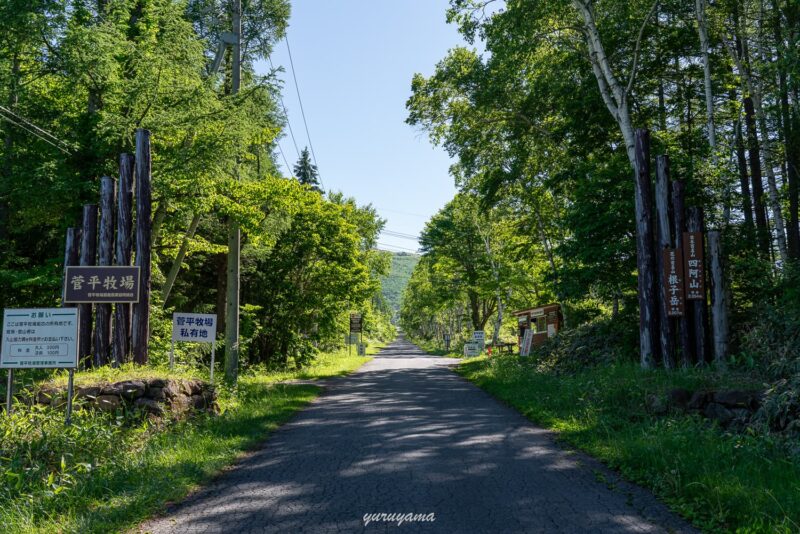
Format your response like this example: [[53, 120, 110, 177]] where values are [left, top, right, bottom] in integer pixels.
[[268, 56, 301, 162], [284, 34, 323, 190], [275, 141, 293, 177], [382, 229, 420, 241], [0, 105, 74, 154], [376, 242, 419, 252]]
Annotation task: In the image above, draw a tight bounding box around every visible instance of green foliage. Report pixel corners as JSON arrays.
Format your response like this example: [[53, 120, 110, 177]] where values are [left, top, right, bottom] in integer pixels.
[[457, 357, 800, 532]]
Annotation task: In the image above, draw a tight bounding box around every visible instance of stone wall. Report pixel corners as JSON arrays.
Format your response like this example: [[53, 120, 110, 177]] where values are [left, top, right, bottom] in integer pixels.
[[647, 388, 762, 430], [34, 378, 218, 417]]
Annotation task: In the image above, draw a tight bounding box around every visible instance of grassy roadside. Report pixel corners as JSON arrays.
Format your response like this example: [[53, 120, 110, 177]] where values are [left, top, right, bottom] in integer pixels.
[[456, 355, 800, 533], [0, 348, 372, 533]]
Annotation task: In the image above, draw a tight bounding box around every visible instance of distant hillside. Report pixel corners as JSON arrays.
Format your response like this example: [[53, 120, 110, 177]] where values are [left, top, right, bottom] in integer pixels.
[[381, 252, 420, 314]]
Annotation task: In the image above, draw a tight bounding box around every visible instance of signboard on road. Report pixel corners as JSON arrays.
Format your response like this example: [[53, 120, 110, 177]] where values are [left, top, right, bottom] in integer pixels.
[[1, 308, 79, 368], [519, 329, 534, 357], [444, 333, 451, 351], [357, 343, 366, 356], [472, 330, 485, 349], [172, 313, 216, 342], [64, 266, 140, 303], [464, 342, 481, 357], [349, 313, 363, 333]]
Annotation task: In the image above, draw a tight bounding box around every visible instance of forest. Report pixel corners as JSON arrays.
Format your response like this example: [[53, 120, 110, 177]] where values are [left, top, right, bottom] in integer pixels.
[[402, 0, 799, 378], [0, 0, 395, 373]]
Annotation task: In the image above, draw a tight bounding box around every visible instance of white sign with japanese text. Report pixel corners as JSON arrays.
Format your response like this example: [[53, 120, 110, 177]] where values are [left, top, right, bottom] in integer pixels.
[[464, 342, 481, 357], [472, 330, 485, 349], [172, 313, 216, 343], [1, 308, 79, 368]]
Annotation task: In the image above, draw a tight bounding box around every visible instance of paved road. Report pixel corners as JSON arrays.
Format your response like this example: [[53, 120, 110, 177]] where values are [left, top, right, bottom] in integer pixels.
[[140, 339, 695, 533]]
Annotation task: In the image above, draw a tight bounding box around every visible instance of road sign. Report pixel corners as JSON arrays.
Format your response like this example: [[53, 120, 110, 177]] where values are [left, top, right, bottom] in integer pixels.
[[170, 312, 217, 382], [472, 330, 485, 349], [64, 266, 140, 303], [520, 329, 534, 357], [357, 343, 366, 356], [349, 313, 363, 333], [172, 313, 216, 342], [444, 333, 451, 351], [464, 342, 481, 357], [1, 308, 79, 368]]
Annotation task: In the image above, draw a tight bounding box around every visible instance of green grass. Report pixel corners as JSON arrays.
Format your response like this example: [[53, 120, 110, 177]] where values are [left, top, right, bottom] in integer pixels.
[[0, 349, 372, 533], [457, 355, 800, 533]]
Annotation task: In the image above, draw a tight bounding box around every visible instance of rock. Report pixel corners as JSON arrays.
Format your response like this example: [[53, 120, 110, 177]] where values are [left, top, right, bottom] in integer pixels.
[[163, 381, 182, 399], [118, 380, 146, 400], [147, 378, 167, 389], [76, 386, 102, 400], [666, 388, 692, 411], [100, 382, 122, 396], [190, 394, 206, 410], [134, 397, 164, 416], [170, 394, 191, 414], [147, 387, 166, 401], [201, 387, 217, 405], [95, 395, 121, 412], [714, 390, 757, 409], [189, 380, 204, 395], [704, 402, 734, 425], [36, 388, 59, 404], [731, 408, 752, 421], [179, 380, 194, 397], [688, 391, 711, 411], [645, 394, 668, 415]]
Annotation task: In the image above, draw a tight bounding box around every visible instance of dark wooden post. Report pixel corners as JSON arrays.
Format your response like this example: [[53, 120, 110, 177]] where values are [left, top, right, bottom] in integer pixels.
[[672, 181, 693, 367], [113, 154, 134, 365], [634, 129, 659, 369], [687, 207, 709, 363], [708, 230, 729, 365], [62, 227, 81, 305], [132, 129, 152, 365], [655, 155, 675, 369], [79, 204, 98, 368], [94, 176, 115, 367]]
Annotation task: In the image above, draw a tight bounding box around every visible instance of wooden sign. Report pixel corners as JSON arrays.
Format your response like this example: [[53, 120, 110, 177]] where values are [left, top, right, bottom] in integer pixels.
[[349, 313, 362, 333], [682, 232, 705, 300], [662, 248, 685, 316], [64, 266, 140, 303]]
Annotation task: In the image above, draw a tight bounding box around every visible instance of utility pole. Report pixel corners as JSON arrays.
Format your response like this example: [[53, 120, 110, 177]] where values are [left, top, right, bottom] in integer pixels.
[[225, 0, 242, 383]]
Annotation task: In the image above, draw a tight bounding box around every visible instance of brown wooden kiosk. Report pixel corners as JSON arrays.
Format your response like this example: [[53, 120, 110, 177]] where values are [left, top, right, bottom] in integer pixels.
[[513, 304, 562, 349]]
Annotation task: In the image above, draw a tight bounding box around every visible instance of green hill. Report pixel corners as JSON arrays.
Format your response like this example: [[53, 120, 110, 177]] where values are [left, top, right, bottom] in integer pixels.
[[381, 252, 420, 315]]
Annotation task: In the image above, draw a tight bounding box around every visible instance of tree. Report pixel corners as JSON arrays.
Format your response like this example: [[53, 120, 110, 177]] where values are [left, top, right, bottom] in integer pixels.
[[293, 146, 321, 191]]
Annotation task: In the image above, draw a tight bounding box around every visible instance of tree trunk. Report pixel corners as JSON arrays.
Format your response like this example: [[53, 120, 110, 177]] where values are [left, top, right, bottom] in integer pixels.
[[733, 99, 756, 242], [79, 205, 98, 368], [708, 231, 729, 366], [113, 154, 134, 365], [695, 0, 716, 150], [131, 129, 152, 365], [744, 96, 771, 256], [672, 181, 693, 367], [162, 212, 201, 305], [655, 156, 675, 369], [94, 176, 115, 367]]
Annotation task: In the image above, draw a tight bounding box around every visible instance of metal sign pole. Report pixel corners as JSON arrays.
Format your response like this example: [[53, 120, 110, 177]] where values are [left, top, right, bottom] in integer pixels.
[[210, 340, 216, 384], [169, 338, 175, 370], [5, 369, 13, 415], [65, 369, 75, 426]]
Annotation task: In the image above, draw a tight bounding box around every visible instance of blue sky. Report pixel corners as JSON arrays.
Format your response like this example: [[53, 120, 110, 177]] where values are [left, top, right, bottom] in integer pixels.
[[254, 0, 470, 253]]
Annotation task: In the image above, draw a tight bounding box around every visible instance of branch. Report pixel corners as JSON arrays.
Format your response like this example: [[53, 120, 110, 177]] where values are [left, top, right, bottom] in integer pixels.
[[625, 0, 660, 98]]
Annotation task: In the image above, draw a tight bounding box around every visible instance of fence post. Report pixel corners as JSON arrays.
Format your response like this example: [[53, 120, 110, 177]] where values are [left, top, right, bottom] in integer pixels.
[[94, 176, 116, 367], [132, 130, 152, 365], [62, 227, 81, 305], [113, 154, 134, 366], [655, 155, 675, 369], [687, 207, 709, 364], [634, 129, 659, 369], [671, 181, 693, 367], [78, 204, 98, 368], [708, 230, 729, 365]]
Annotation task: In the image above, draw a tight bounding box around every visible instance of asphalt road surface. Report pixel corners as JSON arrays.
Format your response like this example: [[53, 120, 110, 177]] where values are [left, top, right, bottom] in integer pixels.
[[140, 338, 695, 533]]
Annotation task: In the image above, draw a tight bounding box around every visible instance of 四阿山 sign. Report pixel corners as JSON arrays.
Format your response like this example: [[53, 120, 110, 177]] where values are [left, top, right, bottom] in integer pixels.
[[64, 266, 140, 303], [1, 308, 79, 368]]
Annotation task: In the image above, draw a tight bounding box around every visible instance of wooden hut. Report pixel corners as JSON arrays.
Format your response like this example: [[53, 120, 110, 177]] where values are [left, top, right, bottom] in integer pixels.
[[513, 304, 562, 348]]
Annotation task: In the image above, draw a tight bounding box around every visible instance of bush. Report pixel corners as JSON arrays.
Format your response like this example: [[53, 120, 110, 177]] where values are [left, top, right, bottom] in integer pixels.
[[529, 314, 638, 374]]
